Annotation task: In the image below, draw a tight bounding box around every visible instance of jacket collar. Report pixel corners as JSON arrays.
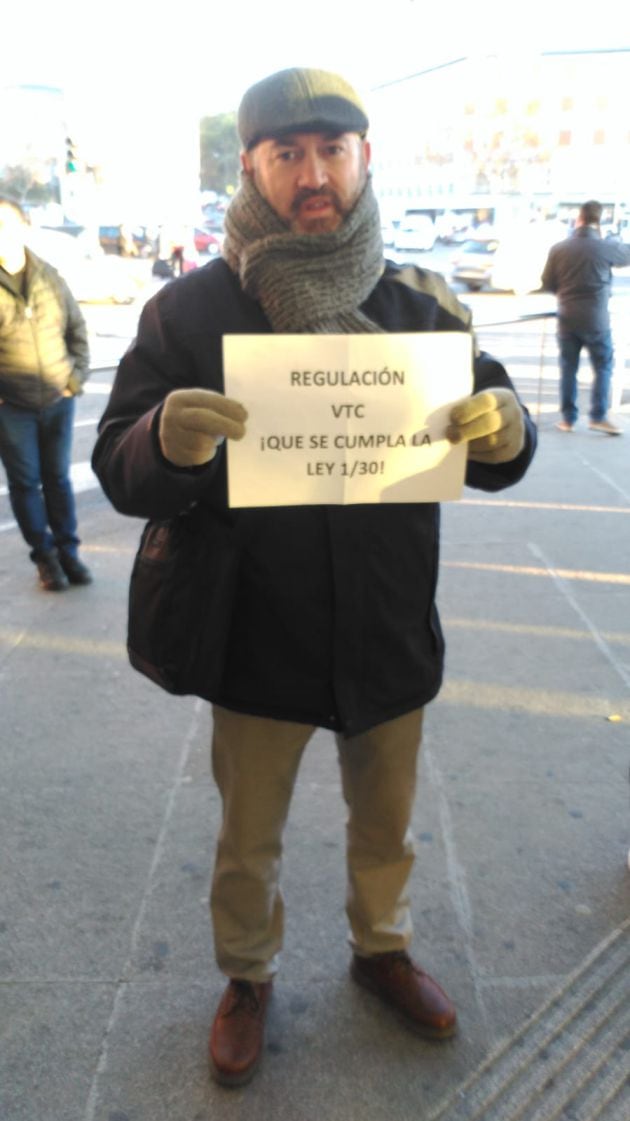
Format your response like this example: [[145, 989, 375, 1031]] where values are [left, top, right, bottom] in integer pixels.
[[0, 249, 47, 299], [0, 263, 24, 298]]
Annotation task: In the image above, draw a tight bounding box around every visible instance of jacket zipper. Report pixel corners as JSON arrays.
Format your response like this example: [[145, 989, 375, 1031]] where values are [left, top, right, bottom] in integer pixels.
[[23, 298, 47, 409]]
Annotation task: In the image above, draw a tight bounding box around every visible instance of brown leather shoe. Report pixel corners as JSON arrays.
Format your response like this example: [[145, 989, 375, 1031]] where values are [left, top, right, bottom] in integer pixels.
[[209, 979, 272, 1087], [351, 951, 456, 1040]]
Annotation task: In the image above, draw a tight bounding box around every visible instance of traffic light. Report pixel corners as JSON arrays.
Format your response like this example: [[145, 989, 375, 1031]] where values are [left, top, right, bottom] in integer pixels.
[[65, 137, 79, 174]]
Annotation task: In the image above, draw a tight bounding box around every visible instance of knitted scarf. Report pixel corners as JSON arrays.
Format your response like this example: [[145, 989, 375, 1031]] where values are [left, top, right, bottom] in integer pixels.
[[221, 173, 385, 333]]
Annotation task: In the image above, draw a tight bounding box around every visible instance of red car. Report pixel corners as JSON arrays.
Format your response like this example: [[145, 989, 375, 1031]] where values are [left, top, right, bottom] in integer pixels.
[[193, 227, 222, 255]]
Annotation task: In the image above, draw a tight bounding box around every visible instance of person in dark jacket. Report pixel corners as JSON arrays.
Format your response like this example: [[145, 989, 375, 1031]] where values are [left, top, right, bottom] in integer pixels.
[[541, 199, 630, 436], [0, 195, 93, 590], [92, 68, 537, 1087]]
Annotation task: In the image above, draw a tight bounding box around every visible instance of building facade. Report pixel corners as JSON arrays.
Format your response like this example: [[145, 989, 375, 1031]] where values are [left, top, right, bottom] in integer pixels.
[[366, 49, 630, 228]]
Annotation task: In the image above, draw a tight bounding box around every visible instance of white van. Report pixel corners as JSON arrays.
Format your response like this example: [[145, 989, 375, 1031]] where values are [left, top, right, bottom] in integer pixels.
[[394, 212, 436, 252]]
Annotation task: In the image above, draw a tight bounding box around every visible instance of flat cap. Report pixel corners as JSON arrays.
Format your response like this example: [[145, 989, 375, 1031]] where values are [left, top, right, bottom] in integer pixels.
[[238, 67, 369, 150]]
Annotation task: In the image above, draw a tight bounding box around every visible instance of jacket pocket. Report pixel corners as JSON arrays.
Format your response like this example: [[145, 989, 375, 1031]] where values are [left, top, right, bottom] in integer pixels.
[[127, 505, 240, 700]]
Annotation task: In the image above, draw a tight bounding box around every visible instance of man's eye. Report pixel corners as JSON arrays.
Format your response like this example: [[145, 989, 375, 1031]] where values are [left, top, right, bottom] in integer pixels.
[[277, 150, 297, 162]]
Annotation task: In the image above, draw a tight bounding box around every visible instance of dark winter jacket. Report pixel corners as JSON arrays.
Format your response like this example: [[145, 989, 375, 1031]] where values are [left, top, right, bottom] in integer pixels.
[[0, 249, 90, 409], [92, 258, 537, 735], [541, 226, 630, 334]]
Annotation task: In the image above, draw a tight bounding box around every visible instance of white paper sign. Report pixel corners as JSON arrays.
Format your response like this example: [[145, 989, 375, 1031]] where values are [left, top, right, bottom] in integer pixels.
[[223, 333, 473, 507]]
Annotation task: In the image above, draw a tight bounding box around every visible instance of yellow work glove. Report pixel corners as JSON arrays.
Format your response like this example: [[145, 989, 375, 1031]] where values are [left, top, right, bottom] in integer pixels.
[[446, 387, 525, 465], [159, 388, 248, 467]]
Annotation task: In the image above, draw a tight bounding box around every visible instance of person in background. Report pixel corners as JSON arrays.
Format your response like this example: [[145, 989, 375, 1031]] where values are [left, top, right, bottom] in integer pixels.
[[117, 224, 137, 258], [541, 199, 630, 436], [0, 195, 93, 590], [92, 68, 537, 1088]]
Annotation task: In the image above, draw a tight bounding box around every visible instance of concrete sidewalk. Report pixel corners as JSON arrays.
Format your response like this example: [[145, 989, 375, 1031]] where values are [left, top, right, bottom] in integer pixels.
[[1, 349, 629, 1121]]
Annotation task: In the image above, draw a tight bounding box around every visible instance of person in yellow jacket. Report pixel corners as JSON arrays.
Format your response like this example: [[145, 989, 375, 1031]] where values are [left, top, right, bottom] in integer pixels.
[[0, 195, 93, 590]]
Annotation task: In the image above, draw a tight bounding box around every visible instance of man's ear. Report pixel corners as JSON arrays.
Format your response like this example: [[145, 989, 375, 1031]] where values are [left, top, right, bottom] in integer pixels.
[[362, 138, 371, 169], [240, 150, 252, 175]]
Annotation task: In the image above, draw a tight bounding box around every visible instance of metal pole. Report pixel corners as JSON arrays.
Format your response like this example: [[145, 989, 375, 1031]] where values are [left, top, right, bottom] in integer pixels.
[[537, 314, 550, 423], [473, 311, 557, 424]]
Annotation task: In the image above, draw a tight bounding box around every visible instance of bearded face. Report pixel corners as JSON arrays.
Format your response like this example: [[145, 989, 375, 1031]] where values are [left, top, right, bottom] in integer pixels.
[[242, 132, 371, 234]]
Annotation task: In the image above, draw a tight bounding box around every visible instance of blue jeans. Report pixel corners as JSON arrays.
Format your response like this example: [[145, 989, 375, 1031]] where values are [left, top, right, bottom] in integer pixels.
[[558, 328, 613, 424], [0, 396, 80, 562]]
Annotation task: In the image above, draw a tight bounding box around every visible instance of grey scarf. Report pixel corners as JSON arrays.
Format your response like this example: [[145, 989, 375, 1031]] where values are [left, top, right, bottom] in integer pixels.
[[221, 173, 385, 333]]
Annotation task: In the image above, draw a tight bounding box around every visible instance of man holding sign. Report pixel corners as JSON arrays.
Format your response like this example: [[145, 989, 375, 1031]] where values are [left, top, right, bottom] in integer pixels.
[[93, 67, 536, 1087]]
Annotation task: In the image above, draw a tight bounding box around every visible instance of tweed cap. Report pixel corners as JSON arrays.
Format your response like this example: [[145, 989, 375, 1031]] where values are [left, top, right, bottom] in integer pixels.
[[238, 67, 369, 150]]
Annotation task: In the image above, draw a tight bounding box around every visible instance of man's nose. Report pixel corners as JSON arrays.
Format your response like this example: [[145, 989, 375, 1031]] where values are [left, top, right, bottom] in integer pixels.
[[296, 152, 328, 189]]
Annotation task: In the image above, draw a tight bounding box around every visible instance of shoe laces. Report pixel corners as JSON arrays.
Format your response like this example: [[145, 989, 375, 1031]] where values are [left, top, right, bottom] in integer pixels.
[[225, 980, 263, 1016], [378, 950, 425, 979]]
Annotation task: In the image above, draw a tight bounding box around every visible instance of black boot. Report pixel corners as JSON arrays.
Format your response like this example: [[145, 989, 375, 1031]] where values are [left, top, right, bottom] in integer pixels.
[[59, 552, 93, 585], [36, 552, 69, 592]]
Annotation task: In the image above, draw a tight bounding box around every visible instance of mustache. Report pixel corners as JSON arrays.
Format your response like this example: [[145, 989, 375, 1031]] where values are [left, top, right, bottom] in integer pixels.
[[290, 187, 342, 215]]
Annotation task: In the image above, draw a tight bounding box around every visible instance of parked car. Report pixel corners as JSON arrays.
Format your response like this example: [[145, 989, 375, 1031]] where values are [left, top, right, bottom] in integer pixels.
[[26, 228, 142, 304], [393, 214, 436, 252], [98, 224, 155, 257], [193, 227, 222, 255], [450, 237, 499, 291], [450, 225, 555, 294], [434, 211, 475, 243]]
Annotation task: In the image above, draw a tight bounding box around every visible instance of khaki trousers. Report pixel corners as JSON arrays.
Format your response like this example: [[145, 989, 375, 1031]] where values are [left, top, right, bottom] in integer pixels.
[[210, 704, 424, 982]]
